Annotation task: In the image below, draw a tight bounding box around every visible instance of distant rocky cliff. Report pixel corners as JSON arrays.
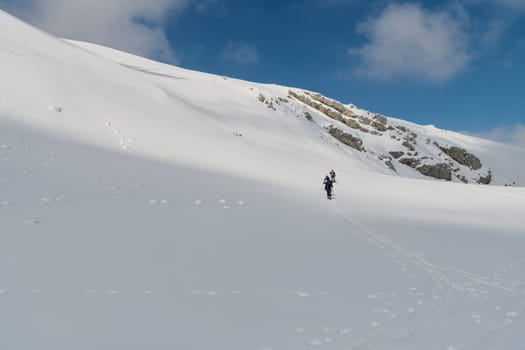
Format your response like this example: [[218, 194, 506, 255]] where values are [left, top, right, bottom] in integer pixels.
[[257, 89, 497, 185]]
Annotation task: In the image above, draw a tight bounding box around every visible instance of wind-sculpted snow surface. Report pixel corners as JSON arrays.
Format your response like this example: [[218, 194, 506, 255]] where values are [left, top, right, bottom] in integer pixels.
[[0, 9, 524, 350]]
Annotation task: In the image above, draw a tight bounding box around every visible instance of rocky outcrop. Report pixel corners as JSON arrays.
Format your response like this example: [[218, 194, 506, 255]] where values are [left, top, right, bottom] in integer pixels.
[[456, 174, 468, 184], [344, 118, 361, 130], [288, 90, 388, 134], [371, 120, 387, 132], [307, 92, 347, 115], [417, 163, 452, 181], [389, 151, 405, 159], [478, 171, 492, 184], [257, 94, 276, 111], [385, 160, 396, 172], [371, 114, 388, 132], [399, 157, 420, 168], [402, 141, 415, 152], [289, 91, 346, 123], [437, 145, 482, 170], [304, 111, 313, 122], [395, 125, 408, 133], [261, 89, 500, 185], [327, 126, 364, 151]]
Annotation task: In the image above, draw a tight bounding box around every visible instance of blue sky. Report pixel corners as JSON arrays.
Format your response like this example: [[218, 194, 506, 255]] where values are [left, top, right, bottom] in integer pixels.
[[2, 0, 525, 146]]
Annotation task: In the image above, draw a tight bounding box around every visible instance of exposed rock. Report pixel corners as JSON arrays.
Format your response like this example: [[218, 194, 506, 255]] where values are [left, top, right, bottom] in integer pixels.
[[303, 111, 313, 122], [478, 171, 492, 184], [399, 157, 420, 168], [342, 109, 356, 118], [291, 90, 372, 133], [344, 118, 361, 130], [327, 126, 364, 151], [324, 107, 344, 121], [402, 141, 415, 152], [286, 90, 496, 185], [359, 116, 372, 125], [373, 114, 387, 125], [456, 174, 468, 183], [258, 93, 276, 110], [417, 163, 452, 181], [307, 92, 346, 114], [396, 125, 408, 133], [389, 151, 405, 159], [385, 160, 396, 172], [371, 120, 387, 132], [437, 145, 482, 170], [265, 100, 276, 111], [291, 91, 344, 122]]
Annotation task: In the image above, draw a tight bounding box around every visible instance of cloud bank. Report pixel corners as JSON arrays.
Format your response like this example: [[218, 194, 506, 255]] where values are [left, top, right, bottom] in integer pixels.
[[349, 3, 471, 82], [3, 0, 189, 62], [495, 0, 525, 10], [472, 124, 525, 149]]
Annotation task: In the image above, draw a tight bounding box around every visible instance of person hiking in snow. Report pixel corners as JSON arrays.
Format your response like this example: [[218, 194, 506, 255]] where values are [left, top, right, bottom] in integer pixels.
[[323, 175, 333, 200], [330, 169, 336, 183]]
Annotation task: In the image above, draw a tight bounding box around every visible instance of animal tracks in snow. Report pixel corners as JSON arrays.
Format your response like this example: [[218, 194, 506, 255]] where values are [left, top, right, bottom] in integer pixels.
[[190, 197, 245, 210], [149, 199, 170, 205], [88, 194, 248, 210], [41, 196, 68, 203], [290, 325, 352, 348], [100, 118, 133, 151]]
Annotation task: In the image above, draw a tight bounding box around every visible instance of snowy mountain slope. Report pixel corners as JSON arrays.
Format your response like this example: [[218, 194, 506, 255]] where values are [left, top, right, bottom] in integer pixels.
[[2, 5, 523, 187], [68, 40, 525, 188], [1, 9, 525, 350]]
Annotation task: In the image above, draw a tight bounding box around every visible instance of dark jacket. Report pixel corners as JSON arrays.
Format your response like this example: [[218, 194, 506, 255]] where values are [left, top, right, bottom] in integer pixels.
[[323, 176, 333, 191]]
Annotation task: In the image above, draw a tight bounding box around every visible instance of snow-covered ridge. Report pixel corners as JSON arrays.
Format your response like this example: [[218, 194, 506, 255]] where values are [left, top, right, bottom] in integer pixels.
[[71, 39, 524, 187], [1, 9, 523, 187]]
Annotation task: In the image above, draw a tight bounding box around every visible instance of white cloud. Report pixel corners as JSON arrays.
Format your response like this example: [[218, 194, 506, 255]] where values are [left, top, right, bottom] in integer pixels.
[[196, 0, 224, 14], [221, 40, 258, 65], [471, 124, 525, 149], [495, 0, 525, 10], [2, 0, 191, 62], [349, 3, 471, 81]]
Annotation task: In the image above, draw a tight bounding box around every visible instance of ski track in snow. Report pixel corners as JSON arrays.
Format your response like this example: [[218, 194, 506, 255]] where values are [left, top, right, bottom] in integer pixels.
[[3, 141, 522, 349], [1, 157, 524, 350], [2, 193, 522, 350], [326, 201, 525, 349]]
